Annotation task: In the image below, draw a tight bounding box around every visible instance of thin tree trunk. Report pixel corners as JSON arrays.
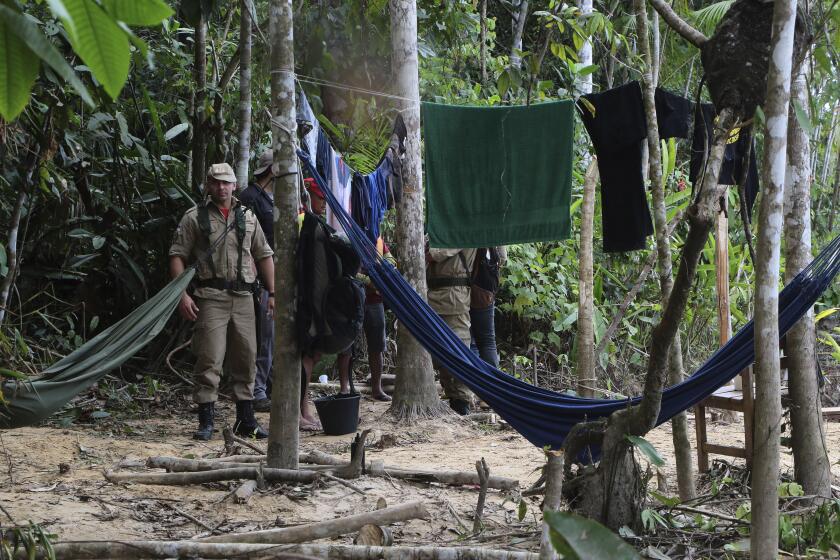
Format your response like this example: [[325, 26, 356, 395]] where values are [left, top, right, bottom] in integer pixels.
[[480, 0, 487, 85], [819, 104, 837, 184], [578, 0, 593, 94], [191, 15, 208, 196], [828, 143, 840, 233], [576, 162, 598, 398], [388, 0, 444, 420], [235, 0, 253, 188], [752, 0, 798, 556], [635, 0, 695, 500], [784, 68, 832, 499], [0, 190, 26, 326], [267, 0, 301, 470], [510, 0, 529, 69], [538, 452, 564, 560]]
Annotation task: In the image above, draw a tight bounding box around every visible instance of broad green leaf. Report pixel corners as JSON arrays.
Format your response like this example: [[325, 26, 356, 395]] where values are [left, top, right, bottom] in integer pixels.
[[164, 122, 189, 141], [649, 489, 680, 507], [49, 0, 130, 99], [13, 328, 29, 356], [625, 434, 664, 467], [0, 12, 39, 120], [101, 0, 172, 26], [517, 499, 527, 522], [0, 367, 27, 380], [544, 511, 641, 559]]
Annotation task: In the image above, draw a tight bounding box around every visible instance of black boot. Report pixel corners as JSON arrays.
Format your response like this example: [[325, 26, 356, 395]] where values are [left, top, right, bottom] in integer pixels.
[[233, 400, 268, 439], [193, 402, 215, 440]]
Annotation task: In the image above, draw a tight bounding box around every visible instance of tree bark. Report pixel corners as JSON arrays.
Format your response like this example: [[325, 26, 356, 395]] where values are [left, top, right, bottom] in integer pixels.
[[784, 68, 832, 500], [510, 0, 529, 70], [578, 0, 593, 94], [576, 162, 598, 398], [538, 452, 564, 560], [200, 501, 429, 543], [388, 0, 445, 420], [752, 0, 798, 556], [367, 462, 518, 490], [480, 0, 487, 85], [29, 542, 538, 560], [0, 190, 27, 326], [235, 0, 253, 188], [267, 0, 302, 470], [191, 14, 208, 196], [635, 0, 695, 500]]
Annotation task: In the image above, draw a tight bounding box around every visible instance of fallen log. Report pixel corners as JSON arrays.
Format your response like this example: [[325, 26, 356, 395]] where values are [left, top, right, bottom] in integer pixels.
[[234, 480, 258, 504], [200, 501, 429, 544], [147, 457, 264, 472], [104, 467, 319, 485], [300, 449, 345, 465], [368, 461, 518, 491], [25, 541, 538, 560]]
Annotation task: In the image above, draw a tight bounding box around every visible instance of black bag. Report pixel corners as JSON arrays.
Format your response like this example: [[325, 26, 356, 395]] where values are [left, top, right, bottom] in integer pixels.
[[296, 212, 365, 355], [471, 247, 501, 309]]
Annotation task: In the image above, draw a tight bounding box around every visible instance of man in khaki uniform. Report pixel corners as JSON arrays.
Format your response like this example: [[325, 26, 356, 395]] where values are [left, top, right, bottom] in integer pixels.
[[426, 246, 476, 415], [170, 163, 275, 440]]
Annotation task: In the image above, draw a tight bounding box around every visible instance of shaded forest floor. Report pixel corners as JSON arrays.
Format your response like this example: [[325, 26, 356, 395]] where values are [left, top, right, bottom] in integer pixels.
[[2, 392, 840, 556]]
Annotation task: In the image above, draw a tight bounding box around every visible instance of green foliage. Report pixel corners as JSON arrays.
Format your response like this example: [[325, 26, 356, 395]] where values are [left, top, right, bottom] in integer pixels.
[[0, 522, 57, 560], [0, 12, 40, 120], [690, 1, 734, 34], [544, 510, 641, 559], [625, 435, 664, 467]]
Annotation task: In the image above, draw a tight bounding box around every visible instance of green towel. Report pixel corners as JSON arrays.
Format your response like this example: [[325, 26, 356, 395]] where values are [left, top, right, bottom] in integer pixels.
[[422, 100, 574, 248]]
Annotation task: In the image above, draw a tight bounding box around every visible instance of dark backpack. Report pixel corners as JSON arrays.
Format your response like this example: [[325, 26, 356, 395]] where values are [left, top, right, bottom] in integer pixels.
[[471, 247, 501, 309], [296, 212, 365, 355]]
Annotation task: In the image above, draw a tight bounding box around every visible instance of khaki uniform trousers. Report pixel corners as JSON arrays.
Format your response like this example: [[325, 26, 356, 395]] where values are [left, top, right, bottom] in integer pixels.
[[437, 312, 473, 403], [192, 295, 257, 403]]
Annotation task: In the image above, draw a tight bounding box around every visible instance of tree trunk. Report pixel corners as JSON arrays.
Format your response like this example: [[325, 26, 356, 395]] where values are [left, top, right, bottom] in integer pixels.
[[538, 452, 564, 560], [0, 190, 26, 326], [784, 68, 832, 500], [388, 0, 445, 420], [563, 108, 735, 530], [578, 0, 593, 94], [510, 0, 529, 70], [576, 162, 598, 398], [828, 143, 840, 233], [635, 0, 695, 501], [191, 14, 208, 196], [267, 0, 302, 470], [480, 0, 487, 85], [752, 0, 798, 556], [235, 0, 253, 188]]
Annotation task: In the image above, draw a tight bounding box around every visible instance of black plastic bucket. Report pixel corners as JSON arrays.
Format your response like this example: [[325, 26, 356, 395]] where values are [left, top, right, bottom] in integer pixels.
[[313, 393, 360, 435]]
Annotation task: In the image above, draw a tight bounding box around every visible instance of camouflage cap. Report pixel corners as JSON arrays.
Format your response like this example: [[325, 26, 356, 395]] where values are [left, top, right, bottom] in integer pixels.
[[254, 150, 276, 177], [207, 163, 236, 183]]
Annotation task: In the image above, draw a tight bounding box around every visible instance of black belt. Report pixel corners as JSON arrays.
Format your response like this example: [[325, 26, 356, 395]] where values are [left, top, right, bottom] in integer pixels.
[[195, 278, 258, 293], [427, 277, 471, 289]]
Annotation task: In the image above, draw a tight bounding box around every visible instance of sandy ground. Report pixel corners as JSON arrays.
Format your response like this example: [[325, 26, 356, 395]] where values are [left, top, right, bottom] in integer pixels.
[[1, 395, 840, 554]]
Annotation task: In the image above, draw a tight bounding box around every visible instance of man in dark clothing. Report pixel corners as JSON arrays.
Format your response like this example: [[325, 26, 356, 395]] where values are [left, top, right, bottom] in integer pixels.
[[238, 150, 276, 413]]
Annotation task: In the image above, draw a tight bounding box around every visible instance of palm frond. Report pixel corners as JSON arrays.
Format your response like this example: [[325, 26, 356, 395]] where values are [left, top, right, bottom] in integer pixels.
[[691, 1, 734, 34]]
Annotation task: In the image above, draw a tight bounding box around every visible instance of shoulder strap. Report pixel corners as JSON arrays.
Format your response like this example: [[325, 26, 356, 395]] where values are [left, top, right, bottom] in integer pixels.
[[197, 205, 218, 279], [235, 206, 247, 284]]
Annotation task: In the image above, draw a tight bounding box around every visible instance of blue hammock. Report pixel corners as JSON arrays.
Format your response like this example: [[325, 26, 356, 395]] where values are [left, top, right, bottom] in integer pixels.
[[300, 153, 840, 450]]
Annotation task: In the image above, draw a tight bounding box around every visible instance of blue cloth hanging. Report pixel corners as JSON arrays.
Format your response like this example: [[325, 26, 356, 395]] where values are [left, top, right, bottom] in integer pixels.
[[298, 151, 840, 450]]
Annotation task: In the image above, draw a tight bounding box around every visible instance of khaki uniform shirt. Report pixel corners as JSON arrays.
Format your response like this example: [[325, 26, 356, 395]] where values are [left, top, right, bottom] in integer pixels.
[[427, 248, 476, 316], [169, 199, 273, 300]]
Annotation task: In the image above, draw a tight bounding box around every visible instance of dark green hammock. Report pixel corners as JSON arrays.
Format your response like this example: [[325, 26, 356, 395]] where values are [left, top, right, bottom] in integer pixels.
[[0, 269, 195, 428]]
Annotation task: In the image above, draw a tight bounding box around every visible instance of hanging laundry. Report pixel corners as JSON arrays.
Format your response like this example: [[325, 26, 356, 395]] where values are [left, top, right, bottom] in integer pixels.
[[355, 161, 391, 243], [296, 88, 319, 158], [351, 174, 371, 232], [655, 87, 693, 140], [422, 100, 574, 248], [578, 82, 653, 252], [326, 154, 353, 234], [315, 129, 332, 183], [689, 103, 760, 215]]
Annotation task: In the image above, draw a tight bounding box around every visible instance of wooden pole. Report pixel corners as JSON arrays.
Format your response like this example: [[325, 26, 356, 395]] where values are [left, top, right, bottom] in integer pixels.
[[715, 195, 735, 391]]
